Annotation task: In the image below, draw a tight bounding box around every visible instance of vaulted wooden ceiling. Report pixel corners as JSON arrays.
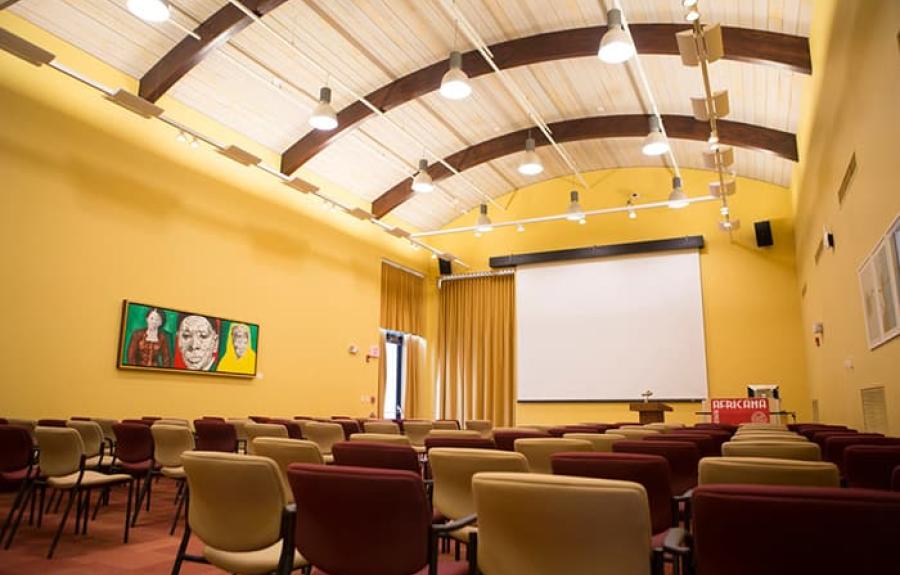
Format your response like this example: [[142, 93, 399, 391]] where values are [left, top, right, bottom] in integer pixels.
[[8, 0, 812, 230]]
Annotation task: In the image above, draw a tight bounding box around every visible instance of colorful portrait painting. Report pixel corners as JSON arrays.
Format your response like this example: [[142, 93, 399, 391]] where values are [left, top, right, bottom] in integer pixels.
[[118, 301, 259, 377]]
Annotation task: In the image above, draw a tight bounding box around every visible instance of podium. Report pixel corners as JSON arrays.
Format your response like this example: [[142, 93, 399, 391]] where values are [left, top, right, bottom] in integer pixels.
[[629, 402, 673, 424]]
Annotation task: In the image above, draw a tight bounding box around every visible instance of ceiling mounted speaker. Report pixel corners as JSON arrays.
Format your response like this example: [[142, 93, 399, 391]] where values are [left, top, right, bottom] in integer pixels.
[[676, 23, 724, 67], [708, 178, 736, 197], [703, 146, 734, 169], [691, 90, 730, 121]]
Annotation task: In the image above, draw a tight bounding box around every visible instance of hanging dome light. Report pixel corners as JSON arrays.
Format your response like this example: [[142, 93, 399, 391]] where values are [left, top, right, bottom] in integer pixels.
[[642, 115, 670, 156], [566, 191, 585, 221], [685, 6, 701, 22], [411, 159, 434, 193], [475, 203, 493, 233], [440, 51, 472, 100], [668, 177, 689, 209], [682, 0, 699, 6], [598, 9, 635, 64], [309, 87, 338, 131], [127, 0, 170, 22], [517, 135, 544, 175]]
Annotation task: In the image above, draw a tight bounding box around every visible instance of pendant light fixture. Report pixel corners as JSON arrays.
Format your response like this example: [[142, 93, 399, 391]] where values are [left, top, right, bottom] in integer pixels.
[[475, 204, 493, 233], [440, 51, 472, 100], [517, 134, 543, 175], [127, 0, 170, 22], [411, 159, 434, 193], [685, 5, 701, 22], [598, 9, 635, 64], [309, 86, 338, 131], [668, 177, 689, 209], [566, 191, 584, 221], [642, 115, 670, 156]]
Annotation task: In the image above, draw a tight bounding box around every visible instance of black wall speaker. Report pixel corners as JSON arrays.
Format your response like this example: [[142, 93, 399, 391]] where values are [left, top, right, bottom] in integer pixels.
[[754, 220, 774, 247], [438, 258, 453, 275]]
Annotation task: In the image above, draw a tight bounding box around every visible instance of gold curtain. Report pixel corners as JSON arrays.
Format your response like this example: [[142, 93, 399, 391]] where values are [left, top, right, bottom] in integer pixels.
[[402, 335, 424, 419], [376, 330, 387, 418], [380, 261, 424, 335], [437, 274, 515, 427]]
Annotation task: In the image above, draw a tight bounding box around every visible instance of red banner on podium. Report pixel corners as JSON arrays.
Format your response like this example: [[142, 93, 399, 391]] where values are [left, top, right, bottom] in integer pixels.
[[711, 398, 770, 424]]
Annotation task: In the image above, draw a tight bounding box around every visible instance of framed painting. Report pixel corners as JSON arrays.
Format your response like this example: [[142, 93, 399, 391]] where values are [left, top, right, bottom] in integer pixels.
[[117, 300, 259, 377], [858, 215, 900, 350]]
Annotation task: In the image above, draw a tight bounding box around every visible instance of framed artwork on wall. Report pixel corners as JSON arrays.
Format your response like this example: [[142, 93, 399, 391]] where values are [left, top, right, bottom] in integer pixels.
[[858, 215, 900, 349], [117, 300, 259, 377]]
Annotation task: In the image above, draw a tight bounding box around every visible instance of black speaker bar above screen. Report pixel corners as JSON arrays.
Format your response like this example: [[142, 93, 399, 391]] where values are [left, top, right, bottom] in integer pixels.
[[490, 236, 705, 268]]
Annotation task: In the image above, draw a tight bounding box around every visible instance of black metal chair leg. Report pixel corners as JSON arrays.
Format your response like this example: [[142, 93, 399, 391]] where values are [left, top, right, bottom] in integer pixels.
[[36, 485, 46, 528], [170, 521, 191, 575], [28, 481, 37, 526], [81, 490, 91, 535], [0, 478, 30, 542], [92, 487, 107, 521], [124, 479, 133, 543], [47, 489, 77, 559], [169, 482, 186, 536], [2, 481, 33, 549], [132, 472, 152, 527]]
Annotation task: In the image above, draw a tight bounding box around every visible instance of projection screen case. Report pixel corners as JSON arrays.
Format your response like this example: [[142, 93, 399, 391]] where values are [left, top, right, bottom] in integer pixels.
[[515, 250, 708, 401]]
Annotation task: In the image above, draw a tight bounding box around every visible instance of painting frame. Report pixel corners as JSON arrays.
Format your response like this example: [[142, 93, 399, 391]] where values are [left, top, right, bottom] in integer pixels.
[[116, 300, 260, 378], [858, 214, 900, 350]]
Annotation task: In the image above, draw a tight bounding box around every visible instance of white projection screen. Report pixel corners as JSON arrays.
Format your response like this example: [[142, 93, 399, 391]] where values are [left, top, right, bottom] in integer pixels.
[[516, 250, 708, 401]]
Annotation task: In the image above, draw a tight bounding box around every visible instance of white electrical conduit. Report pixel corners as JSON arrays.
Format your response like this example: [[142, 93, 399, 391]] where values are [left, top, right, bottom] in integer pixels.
[[224, 0, 503, 212], [437, 0, 589, 191]]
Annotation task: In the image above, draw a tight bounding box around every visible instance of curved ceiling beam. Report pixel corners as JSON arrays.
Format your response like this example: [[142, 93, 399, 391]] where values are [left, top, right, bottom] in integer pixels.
[[139, 0, 289, 103], [282, 24, 810, 175], [371, 114, 798, 218]]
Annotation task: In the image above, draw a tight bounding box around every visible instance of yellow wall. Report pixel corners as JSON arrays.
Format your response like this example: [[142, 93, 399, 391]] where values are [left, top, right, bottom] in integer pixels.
[[427, 168, 810, 425], [0, 15, 435, 421], [791, 0, 900, 433]]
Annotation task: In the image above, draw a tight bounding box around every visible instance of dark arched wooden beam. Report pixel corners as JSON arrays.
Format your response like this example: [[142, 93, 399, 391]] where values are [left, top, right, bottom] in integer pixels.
[[139, 0, 288, 103], [282, 25, 810, 175], [371, 114, 798, 218]]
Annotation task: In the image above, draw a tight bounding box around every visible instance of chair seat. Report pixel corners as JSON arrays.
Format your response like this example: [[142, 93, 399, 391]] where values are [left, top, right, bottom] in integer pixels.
[[323, 454, 334, 464], [414, 445, 427, 454], [117, 460, 155, 475], [0, 467, 34, 482], [47, 470, 132, 489], [85, 455, 108, 469], [204, 541, 306, 575], [313, 558, 470, 575], [449, 524, 477, 544], [160, 466, 185, 479]]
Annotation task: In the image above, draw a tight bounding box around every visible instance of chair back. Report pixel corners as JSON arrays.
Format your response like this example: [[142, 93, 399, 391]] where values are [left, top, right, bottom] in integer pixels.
[[563, 433, 626, 452], [721, 441, 821, 461], [613, 440, 701, 495], [7, 418, 36, 438], [433, 419, 461, 430], [193, 420, 238, 452], [0, 425, 33, 472], [514, 438, 593, 473], [112, 422, 154, 463], [473, 472, 652, 575], [823, 436, 900, 474], [551, 452, 673, 535], [201, 416, 225, 421], [226, 418, 252, 441], [153, 418, 191, 428], [303, 422, 346, 455], [699, 456, 839, 487], [549, 425, 607, 437], [363, 420, 401, 435], [66, 420, 105, 458], [269, 419, 304, 439], [609, 428, 661, 440], [400, 421, 433, 447], [844, 445, 900, 490], [251, 437, 324, 498], [642, 433, 717, 457], [692, 484, 900, 575], [151, 424, 195, 468], [332, 418, 361, 439], [349, 433, 412, 446], [737, 423, 787, 432], [37, 419, 67, 428], [182, 452, 289, 552], [245, 423, 289, 453], [93, 418, 118, 443], [287, 464, 431, 575], [465, 420, 493, 437], [429, 448, 528, 519], [730, 433, 807, 442], [492, 429, 550, 451], [424, 436, 496, 451], [35, 427, 84, 477], [332, 441, 420, 474]]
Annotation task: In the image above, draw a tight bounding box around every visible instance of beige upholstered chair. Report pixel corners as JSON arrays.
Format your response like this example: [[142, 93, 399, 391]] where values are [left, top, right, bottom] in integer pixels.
[[66, 420, 108, 468], [736, 423, 788, 432], [432, 420, 461, 431], [609, 428, 661, 440], [430, 448, 529, 548], [563, 433, 627, 452], [473, 472, 653, 575], [698, 457, 839, 487], [174, 452, 306, 575], [514, 438, 593, 474], [643, 423, 684, 433], [154, 418, 191, 428], [244, 423, 289, 454], [427, 429, 482, 440], [151, 424, 195, 534], [721, 441, 822, 461], [465, 420, 493, 438], [349, 433, 412, 446], [401, 421, 433, 451], [364, 420, 401, 434], [226, 418, 252, 452], [303, 422, 345, 463], [251, 437, 324, 499], [730, 433, 807, 442], [518, 424, 554, 432]]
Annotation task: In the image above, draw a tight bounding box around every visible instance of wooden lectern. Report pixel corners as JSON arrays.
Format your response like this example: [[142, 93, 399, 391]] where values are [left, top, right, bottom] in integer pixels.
[[629, 402, 673, 424]]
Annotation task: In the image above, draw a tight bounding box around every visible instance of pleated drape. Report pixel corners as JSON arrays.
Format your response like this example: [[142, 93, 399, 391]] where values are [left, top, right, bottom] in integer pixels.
[[402, 334, 424, 419], [379, 261, 425, 419], [376, 329, 387, 418], [437, 274, 516, 427]]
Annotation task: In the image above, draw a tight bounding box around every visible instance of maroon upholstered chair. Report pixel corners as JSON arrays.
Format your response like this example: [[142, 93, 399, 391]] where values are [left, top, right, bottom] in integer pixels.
[[287, 464, 472, 575], [492, 430, 549, 452], [332, 418, 362, 440], [677, 429, 732, 452], [121, 419, 152, 426], [613, 440, 701, 495], [642, 433, 717, 458], [574, 423, 618, 433], [140, 416, 162, 422], [547, 425, 605, 437], [692, 484, 900, 575], [249, 416, 271, 423], [270, 419, 304, 440], [810, 430, 868, 448], [36, 419, 67, 428], [826, 436, 900, 476], [69, 416, 92, 421], [331, 441, 421, 474], [798, 425, 849, 439], [893, 466, 900, 491], [693, 423, 737, 434], [0, 418, 7, 425], [193, 420, 237, 452], [845, 446, 900, 490], [0, 426, 37, 544], [200, 416, 224, 421], [112, 422, 156, 525], [435, 419, 461, 430]]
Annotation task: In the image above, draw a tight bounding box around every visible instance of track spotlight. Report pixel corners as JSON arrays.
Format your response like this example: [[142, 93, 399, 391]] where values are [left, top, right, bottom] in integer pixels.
[[127, 0, 170, 22], [668, 177, 689, 209], [517, 135, 543, 175], [720, 205, 730, 216], [176, 131, 187, 143], [475, 204, 493, 233], [411, 159, 434, 193], [189, 137, 199, 149], [598, 9, 635, 64], [566, 191, 584, 221], [440, 51, 472, 100], [309, 87, 338, 131], [718, 219, 741, 232], [642, 115, 670, 156]]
